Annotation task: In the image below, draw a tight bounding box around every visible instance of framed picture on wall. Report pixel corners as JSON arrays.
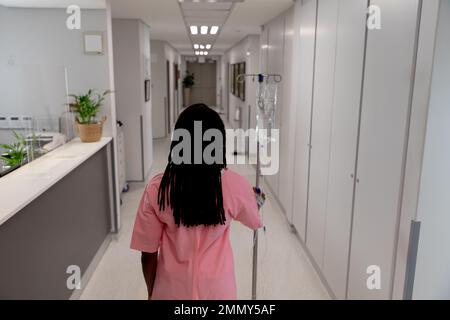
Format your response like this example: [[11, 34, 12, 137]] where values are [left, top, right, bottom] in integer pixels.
[[233, 64, 239, 95], [83, 32, 104, 55], [144, 79, 151, 102], [238, 62, 246, 101], [229, 64, 234, 95], [231, 64, 236, 95], [236, 63, 242, 98]]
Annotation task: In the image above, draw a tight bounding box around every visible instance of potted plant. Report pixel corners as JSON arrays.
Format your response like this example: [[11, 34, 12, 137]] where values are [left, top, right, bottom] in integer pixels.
[[69, 89, 111, 143], [1, 131, 27, 169], [182, 72, 195, 107]]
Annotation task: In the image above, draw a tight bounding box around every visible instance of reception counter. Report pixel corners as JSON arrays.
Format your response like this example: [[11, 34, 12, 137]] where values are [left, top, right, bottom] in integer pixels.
[[0, 138, 117, 299]]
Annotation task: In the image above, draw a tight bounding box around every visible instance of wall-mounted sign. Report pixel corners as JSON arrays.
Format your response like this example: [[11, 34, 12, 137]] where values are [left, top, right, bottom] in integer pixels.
[[83, 32, 104, 55]]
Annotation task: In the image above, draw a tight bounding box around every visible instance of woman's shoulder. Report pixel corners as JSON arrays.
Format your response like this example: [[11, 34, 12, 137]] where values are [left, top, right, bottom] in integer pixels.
[[145, 173, 164, 193], [222, 169, 252, 188], [149, 173, 164, 185]]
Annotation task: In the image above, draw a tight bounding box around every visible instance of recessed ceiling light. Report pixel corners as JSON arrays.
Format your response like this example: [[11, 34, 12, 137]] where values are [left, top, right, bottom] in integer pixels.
[[200, 26, 209, 35], [206, 44, 212, 50], [194, 44, 199, 49], [195, 51, 200, 55], [190, 26, 198, 35], [200, 45, 205, 49], [210, 26, 219, 35], [204, 51, 209, 56]]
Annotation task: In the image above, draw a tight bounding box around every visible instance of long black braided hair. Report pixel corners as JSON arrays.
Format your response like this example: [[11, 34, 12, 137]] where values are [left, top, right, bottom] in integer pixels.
[[157, 104, 227, 227]]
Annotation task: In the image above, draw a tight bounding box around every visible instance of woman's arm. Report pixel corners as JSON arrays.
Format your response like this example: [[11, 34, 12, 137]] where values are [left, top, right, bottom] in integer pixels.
[[141, 252, 158, 300]]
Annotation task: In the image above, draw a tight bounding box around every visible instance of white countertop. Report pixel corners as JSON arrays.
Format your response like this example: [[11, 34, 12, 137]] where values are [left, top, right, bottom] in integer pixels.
[[0, 137, 112, 226]]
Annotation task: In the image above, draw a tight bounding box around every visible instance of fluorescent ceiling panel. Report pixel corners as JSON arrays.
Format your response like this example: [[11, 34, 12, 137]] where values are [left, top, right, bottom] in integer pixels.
[[190, 25, 198, 35], [210, 26, 219, 34]]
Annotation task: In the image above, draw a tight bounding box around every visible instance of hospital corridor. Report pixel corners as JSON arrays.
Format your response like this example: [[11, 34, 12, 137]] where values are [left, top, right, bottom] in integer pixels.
[[1, 0, 450, 306], [79, 138, 329, 300]]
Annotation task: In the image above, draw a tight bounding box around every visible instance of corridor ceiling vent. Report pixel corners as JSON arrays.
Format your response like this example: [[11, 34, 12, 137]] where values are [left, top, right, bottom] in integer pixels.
[[178, 0, 245, 55]]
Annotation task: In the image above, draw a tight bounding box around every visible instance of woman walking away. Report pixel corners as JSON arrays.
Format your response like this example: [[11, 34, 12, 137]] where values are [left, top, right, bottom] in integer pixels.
[[130, 103, 264, 300]]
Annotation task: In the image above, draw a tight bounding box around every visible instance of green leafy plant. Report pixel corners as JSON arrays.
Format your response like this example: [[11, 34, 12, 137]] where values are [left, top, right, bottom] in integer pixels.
[[28, 133, 46, 160], [0, 131, 27, 168], [183, 72, 195, 89], [69, 89, 112, 124]]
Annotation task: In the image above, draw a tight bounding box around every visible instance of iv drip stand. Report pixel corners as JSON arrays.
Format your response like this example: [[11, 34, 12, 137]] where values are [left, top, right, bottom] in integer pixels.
[[236, 73, 282, 300]]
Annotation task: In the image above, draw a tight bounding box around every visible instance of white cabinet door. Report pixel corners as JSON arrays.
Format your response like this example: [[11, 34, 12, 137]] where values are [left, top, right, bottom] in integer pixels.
[[347, 0, 420, 299], [322, 0, 368, 300], [292, 0, 318, 240], [278, 9, 296, 218], [264, 14, 285, 198], [306, 0, 339, 267]]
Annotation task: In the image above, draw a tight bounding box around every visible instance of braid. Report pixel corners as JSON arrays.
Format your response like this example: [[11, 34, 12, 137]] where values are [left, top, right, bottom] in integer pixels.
[[157, 104, 227, 227]]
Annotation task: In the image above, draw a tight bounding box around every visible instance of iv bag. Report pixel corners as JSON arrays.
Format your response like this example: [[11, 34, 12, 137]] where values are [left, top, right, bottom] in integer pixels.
[[256, 80, 278, 143]]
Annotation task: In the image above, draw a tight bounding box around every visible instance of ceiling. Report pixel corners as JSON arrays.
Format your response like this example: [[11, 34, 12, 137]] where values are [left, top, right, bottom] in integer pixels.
[[110, 0, 294, 55], [1, 0, 294, 55], [178, 0, 237, 56], [0, 0, 106, 8]]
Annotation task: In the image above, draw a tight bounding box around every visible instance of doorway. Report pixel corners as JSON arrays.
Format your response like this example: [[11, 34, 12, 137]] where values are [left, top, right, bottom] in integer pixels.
[[186, 61, 217, 108], [166, 60, 171, 135], [174, 63, 179, 118]]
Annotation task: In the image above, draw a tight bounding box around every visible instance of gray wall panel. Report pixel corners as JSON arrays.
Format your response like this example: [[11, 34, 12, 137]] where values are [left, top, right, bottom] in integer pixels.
[[0, 147, 111, 299]]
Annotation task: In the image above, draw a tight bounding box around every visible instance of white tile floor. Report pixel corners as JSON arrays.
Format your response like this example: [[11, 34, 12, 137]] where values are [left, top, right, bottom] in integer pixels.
[[80, 138, 329, 300]]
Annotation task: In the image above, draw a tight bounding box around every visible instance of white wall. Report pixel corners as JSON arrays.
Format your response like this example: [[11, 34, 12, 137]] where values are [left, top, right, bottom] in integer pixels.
[[112, 19, 153, 181], [222, 35, 260, 131], [150, 40, 181, 138], [113, 19, 142, 181], [414, 0, 450, 299], [0, 6, 114, 136], [165, 43, 181, 129], [150, 40, 166, 138], [139, 21, 153, 177]]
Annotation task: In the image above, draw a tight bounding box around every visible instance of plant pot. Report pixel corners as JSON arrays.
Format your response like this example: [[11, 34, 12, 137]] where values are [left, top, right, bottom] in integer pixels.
[[76, 117, 107, 143], [183, 87, 191, 107]]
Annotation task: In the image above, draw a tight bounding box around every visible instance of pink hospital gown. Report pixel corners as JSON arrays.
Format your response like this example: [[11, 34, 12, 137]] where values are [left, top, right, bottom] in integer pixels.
[[130, 169, 263, 300]]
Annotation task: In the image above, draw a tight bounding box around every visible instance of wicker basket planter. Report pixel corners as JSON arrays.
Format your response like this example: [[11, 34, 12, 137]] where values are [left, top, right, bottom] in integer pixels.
[[76, 117, 107, 143]]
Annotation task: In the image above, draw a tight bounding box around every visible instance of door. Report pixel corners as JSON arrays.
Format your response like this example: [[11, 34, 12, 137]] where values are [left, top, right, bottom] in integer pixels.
[[306, 0, 340, 267], [291, 0, 318, 240], [226, 62, 230, 121], [264, 13, 285, 198], [321, 0, 368, 300], [166, 60, 171, 135], [187, 61, 217, 106], [347, 0, 420, 299], [174, 63, 179, 118]]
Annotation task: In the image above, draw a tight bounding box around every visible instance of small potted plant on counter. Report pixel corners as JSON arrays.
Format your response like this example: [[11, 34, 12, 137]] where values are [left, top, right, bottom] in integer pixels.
[[182, 71, 195, 107], [1, 131, 27, 172], [69, 89, 111, 143]]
